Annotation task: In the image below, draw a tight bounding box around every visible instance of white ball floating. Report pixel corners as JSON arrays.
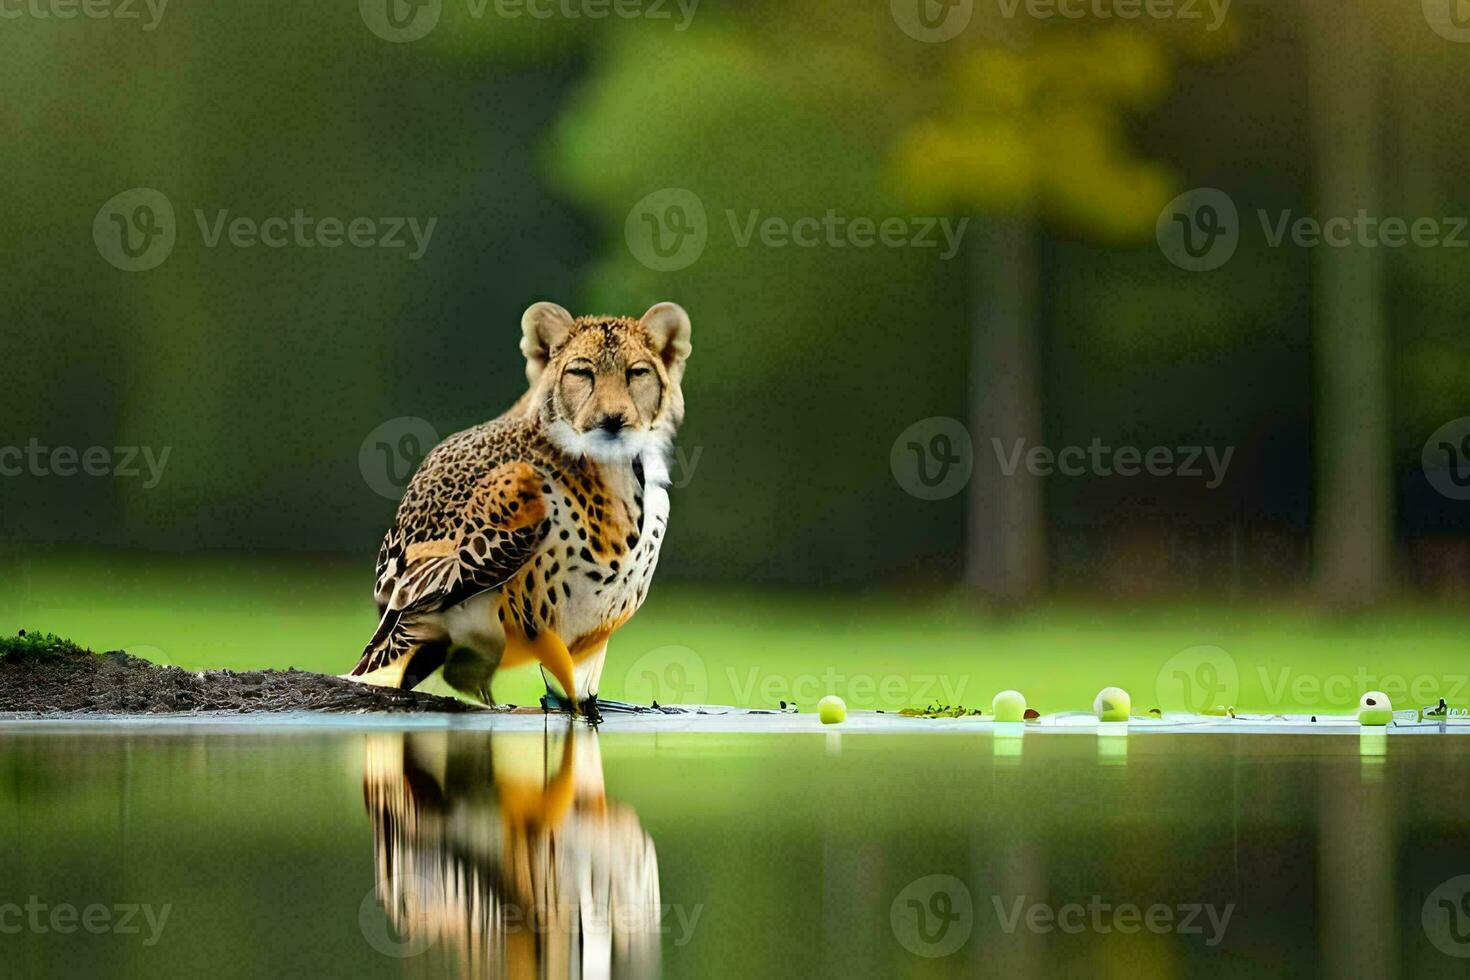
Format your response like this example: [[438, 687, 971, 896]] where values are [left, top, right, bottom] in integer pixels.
[[817, 695, 847, 725], [1358, 691, 1393, 727], [1093, 687, 1132, 723], [991, 690, 1027, 723]]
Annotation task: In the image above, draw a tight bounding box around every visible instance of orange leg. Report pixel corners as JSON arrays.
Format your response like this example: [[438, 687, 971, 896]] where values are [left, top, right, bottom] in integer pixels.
[[526, 629, 579, 715], [500, 616, 581, 715]]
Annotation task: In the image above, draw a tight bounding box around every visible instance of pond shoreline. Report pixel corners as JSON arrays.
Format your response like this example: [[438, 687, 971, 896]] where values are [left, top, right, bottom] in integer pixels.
[[0, 632, 483, 715]]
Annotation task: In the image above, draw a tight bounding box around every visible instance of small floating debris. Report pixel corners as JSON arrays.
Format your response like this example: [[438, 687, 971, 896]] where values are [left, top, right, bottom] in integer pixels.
[[899, 703, 984, 719]]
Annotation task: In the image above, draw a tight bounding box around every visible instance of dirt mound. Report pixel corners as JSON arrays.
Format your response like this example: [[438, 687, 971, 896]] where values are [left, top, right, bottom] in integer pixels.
[[0, 632, 483, 715]]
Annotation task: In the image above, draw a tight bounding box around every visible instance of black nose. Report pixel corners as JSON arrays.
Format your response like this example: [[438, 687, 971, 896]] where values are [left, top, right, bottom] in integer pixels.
[[599, 414, 627, 435]]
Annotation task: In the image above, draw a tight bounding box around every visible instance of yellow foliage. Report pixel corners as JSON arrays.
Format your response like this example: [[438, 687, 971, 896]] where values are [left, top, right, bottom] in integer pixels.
[[892, 118, 1036, 213], [891, 25, 1200, 240]]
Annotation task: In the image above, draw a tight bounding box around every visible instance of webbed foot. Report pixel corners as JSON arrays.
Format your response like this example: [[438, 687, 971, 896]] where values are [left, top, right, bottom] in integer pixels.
[[539, 691, 690, 721], [540, 689, 600, 723]]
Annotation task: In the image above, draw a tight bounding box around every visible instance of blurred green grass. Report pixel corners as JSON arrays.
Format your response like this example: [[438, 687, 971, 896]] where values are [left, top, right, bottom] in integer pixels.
[[4, 554, 1469, 716]]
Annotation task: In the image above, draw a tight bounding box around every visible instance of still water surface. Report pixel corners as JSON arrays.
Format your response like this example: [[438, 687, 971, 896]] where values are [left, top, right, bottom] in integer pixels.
[[2, 722, 1469, 977]]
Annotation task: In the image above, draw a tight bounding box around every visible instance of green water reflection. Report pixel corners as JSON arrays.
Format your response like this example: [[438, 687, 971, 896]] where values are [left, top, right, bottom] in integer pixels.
[[3, 727, 1470, 977]]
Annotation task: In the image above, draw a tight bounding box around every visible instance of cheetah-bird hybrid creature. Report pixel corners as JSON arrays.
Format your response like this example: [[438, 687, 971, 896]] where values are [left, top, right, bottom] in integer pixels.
[[349, 301, 691, 717]]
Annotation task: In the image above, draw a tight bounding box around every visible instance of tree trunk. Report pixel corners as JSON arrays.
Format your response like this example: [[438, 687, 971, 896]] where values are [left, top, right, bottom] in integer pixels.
[[1308, 1, 1392, 607], [966, 216, 1045, 605]]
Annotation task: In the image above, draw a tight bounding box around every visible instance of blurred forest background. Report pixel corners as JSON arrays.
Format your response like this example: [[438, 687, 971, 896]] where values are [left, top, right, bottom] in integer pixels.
[[4, 0, 1470, 695]]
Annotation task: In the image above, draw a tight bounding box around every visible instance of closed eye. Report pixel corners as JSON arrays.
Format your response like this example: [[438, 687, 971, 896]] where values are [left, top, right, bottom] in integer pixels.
[[627, 365, 653, 380], [566, 365, 595, 381]]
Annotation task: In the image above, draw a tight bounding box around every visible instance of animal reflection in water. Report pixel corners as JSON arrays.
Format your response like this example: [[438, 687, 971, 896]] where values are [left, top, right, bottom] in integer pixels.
[[362, 728, 661, 977]]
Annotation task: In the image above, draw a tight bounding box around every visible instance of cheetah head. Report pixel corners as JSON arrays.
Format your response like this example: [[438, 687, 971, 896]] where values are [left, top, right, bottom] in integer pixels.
[[520, 301, 690, 465]]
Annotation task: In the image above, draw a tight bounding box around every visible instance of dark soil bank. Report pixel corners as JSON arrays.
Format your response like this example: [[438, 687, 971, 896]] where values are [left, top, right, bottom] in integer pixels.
[[0, 632, 481, 715]]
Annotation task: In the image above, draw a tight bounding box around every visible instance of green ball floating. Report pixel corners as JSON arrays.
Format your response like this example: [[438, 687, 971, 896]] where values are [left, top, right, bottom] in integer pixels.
[[1093, 686, 1132, 722], [992, 690, 1027, 723], [817, 695, 847, 725], [1358, 691, 1393, 727]]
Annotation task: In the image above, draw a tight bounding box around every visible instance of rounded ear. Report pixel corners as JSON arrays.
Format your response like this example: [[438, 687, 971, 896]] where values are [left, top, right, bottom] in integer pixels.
[[520, 302, 575, 384], [639, 302, 692, 382]]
